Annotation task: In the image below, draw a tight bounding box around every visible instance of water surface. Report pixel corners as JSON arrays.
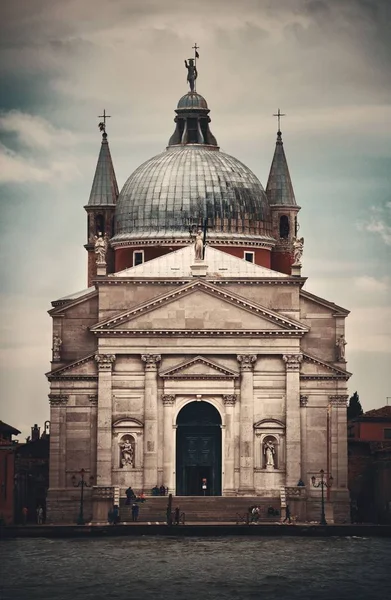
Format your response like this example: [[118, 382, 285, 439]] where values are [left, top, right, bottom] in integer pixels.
[[1, 536, 389, 600]]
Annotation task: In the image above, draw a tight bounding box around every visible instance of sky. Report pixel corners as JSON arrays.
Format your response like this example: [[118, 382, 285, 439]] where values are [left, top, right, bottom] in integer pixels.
[[0, 0, 390, 440]]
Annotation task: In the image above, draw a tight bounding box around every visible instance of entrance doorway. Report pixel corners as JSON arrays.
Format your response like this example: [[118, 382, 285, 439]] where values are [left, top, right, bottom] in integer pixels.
[[176, 401, 222, 496]]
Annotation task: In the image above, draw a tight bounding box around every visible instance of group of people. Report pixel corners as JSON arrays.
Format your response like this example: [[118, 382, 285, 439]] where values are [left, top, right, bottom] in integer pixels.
[[167, 506, 182, 526], [125, 486, 146, 504], [152, 485, 168, 496]]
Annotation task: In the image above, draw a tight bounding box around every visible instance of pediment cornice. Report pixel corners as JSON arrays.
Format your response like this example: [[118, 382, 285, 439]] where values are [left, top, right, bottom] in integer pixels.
[[301, 352, 351, 380], [46, 353, 97, 381], [91, 279, 309, 336], [159, 355, 239, 380]]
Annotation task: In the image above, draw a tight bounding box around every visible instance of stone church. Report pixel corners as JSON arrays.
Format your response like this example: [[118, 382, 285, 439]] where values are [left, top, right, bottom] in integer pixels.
[[47, 63, 351, 523]]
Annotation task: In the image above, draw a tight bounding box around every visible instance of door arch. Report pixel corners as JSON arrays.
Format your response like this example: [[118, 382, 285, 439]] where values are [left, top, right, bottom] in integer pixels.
[[176, 401, 222, 496]]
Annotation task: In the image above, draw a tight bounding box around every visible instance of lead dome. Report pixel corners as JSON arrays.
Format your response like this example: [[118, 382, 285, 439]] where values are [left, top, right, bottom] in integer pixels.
[[112, 90, 273, 244]]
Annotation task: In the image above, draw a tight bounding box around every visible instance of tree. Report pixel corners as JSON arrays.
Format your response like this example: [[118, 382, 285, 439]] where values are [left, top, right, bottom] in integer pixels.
[[347, 391, 364, 420]]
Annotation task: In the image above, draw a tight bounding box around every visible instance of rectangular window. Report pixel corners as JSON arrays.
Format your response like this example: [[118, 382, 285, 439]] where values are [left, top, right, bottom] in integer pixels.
[[384, 428, 391, 440], [244, 251, 255, 263], [133, 251, 144, 266]]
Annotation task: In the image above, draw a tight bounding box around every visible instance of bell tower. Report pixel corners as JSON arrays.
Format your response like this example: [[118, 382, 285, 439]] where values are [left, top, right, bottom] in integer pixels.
[[266, 111, 300, 275], [84, 111, 119, 286]]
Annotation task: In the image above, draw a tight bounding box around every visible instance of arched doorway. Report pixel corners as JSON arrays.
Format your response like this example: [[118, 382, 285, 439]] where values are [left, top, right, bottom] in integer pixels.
[[176, 401, 222, 496]]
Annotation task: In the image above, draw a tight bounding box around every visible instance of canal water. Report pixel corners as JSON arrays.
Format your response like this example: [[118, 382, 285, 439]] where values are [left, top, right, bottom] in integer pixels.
[[0, 536, 389, 599]]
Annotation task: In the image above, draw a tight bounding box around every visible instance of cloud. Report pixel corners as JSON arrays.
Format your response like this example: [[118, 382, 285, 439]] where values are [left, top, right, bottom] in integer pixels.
[[0, 110, 74, 149], [0, 111, 81, 184], [347, 306, 391, 353], [354, 275, 390, 292], [358, 202, 391, 246]]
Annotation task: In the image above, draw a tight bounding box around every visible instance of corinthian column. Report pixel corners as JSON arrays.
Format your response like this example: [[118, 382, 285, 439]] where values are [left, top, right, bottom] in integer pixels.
[[223, 394, 237, 495], [95, 354, 116, 486], [141, 354, 161, 491], [283, 354, 302, 486], [237, 354, 257, 493], [162, 394, 175, 492]]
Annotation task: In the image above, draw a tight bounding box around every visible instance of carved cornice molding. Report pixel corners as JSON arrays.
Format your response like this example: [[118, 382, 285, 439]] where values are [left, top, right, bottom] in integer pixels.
[[94, 354, 116, 371], [237, 354, 257, 371], [329, 395, 349, 406], [223, 394, 237, 406], [93, 329, 304, 338], [48, 394, 69, 406], [283, 354, 303, 371], [300, 395, 308, 407], [141, 354, 161, 371], [96, 279, 302, 287], [162, 394, 175, 406], [89, 394, 98, 406]]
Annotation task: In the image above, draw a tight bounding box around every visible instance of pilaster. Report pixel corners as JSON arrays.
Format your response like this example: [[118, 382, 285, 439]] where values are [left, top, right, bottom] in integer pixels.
[[95, 354, 115, 486], [223, 394, 237, 494], [162, 394, 175, 492], [329, 395, 349, 489], [142, 354, 161, 491], [300, 395, 308, 485], [283, 354, 302, 486], [237, 354, 257, 493], [48, 394, 68, 489]]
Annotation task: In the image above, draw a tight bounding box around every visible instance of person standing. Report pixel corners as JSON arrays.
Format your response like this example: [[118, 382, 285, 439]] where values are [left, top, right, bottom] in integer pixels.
[[22, 506, 28, 525], [36, 506, 44, 525], [283, 505, 291, 524], [131, 503, 139, 522], [174, 506, 180, 525]]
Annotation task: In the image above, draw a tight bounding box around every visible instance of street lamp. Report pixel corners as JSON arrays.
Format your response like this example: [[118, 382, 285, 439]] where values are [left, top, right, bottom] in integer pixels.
[[311, 469, 333, 525], [71, 469, 93, 525]]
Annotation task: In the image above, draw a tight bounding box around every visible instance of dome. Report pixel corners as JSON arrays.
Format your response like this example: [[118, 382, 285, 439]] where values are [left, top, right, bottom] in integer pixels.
[[177, 92, 208, 110], [112, 145, 272, 243]]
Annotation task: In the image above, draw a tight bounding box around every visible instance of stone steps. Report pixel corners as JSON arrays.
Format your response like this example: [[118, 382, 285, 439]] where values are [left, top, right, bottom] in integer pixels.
[[119, 496, 281, 522]]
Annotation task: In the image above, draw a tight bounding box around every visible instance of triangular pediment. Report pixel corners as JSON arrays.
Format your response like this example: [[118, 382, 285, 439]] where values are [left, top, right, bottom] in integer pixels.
[[160, 356, 239, 380], [46, 353, 97, 380], [301, 353, 351, 380], [91, 280, 308, 336]]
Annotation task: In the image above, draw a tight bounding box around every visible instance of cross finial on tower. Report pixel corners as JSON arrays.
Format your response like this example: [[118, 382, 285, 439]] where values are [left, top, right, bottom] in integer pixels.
[[273, 108, 286, 133], [98, 109, 111, 136]]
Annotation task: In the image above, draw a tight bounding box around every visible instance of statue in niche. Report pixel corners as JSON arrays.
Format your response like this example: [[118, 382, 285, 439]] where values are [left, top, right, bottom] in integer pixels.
[[194, 230, 203, 261], [264, 439, 276, 468], [336, 335, 347, 361], [94, 232, 108, 265], [120, 439, 134, 468], [52, 335, 62, 361], [292, 237, 304, 265], [184, 58, 197, 92]]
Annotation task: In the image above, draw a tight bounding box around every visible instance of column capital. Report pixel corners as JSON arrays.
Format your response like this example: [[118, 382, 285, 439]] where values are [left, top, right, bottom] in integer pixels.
[[95, 353, 116, 371], [162, 394, 175, 406], [141, 354, 161, 371], [283, 354, 303, 371], [300, 395, 308, 407], [329, 395, 349, 406], [48, 394, 68, 406], [237, 354, 257, 371], [223, 394, 237, 406]]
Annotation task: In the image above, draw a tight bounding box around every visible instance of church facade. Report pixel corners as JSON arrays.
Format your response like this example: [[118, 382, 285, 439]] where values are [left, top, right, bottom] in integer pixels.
[[46, 65, 351, 523]]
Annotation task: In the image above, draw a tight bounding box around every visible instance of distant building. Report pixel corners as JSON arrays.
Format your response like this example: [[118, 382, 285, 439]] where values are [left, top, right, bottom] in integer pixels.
[[14, 423, 50, 524], [348, 406, 391, 524], [0, 420, 21, 525]]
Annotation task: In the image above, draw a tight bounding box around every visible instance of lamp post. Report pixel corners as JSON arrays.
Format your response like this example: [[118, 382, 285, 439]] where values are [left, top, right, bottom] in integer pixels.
[[311, 469, 333, 526], [71, 469, 93, 525]]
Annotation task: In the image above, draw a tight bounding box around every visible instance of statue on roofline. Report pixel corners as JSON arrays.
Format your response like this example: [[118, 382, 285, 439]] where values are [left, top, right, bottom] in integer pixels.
[[336, 334, 347, 361], [94, 231, 109, 265], [194, 230, 203, 261], [292, 237, 304, 265], [185, 58, 197, 92]]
